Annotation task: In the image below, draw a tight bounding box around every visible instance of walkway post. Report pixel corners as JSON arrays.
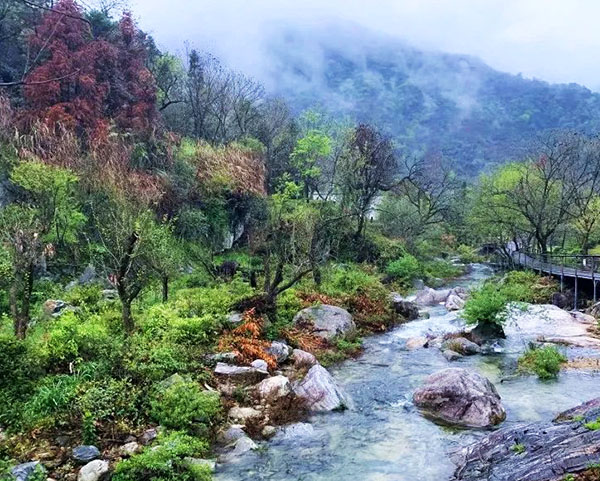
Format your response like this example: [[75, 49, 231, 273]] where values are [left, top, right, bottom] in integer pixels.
[[574, 265, 578, 310], [561, 259, 564, 293], [593, 257, 597, 304]]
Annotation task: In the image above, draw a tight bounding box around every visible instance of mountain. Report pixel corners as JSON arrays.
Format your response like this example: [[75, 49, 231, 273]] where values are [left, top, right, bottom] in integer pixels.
[[260, 24, 600, 174]]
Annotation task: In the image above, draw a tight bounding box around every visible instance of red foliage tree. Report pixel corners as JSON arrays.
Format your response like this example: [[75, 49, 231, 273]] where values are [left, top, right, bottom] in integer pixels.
[[23, 0, 117, 135], [23, 1, 158, 141]]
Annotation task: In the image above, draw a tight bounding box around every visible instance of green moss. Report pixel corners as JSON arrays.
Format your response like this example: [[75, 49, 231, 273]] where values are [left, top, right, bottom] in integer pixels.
[[511, 443, 526, 454], [584, 418, 600, 431]]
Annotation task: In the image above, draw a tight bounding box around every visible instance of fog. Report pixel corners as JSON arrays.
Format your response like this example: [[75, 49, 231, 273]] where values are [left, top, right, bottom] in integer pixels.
[[129, 0, 600, 91]]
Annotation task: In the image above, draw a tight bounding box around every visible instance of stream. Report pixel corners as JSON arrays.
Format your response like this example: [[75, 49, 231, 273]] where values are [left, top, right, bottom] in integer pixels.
[[216, 264, 600, 481]]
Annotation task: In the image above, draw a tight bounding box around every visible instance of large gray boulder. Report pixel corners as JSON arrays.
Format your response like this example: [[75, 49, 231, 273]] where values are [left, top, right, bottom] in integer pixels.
[[413, 368, 505, 428], [293, 364, 351, 412], [442, 337, 481, 355], [293, 305, 355, 341], [391, 293, 420, 320], [452, 397, 600, 481], [256, 375, 292, 402]]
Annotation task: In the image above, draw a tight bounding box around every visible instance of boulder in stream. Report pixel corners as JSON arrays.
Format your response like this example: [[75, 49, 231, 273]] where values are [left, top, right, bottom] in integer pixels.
[[452, 397, 600, 481], [293, 364, 351, 412], [413, 368, 505, 428], [442, 337, 480, 355], [293, 305, 355, 340], [391, 293, 420, 320]]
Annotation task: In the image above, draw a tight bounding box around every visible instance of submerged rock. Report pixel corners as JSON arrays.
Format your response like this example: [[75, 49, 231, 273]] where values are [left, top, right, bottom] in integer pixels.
[[442, 337, 480, 355], [413, 368, 505, 428], [405, 336, 429, 350], [293, 364, 351, 412], [293, 305, 355, 340], [452, 397, 600, 481], [469, 322, 506, 344], [442, 349, 462, 361], [218, 425, 246, 444]]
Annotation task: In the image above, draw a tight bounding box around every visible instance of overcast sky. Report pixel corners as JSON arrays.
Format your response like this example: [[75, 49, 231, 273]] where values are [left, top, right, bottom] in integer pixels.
[[130, 0, 600, 90]]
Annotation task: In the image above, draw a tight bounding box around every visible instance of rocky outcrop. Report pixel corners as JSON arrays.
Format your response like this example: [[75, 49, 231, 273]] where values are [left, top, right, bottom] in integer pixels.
[[293, 364, 351, 412], [293, 305, 355, 340], [391, 293, 420, 320], [413, 368, 505, 428], [505, 304, 600, 348], [452, 397, 600, 481]]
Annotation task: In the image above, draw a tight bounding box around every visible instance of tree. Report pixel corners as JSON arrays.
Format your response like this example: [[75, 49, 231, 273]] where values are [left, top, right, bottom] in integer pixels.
[[290, 129, 331, 201], [90, 198, 156, 331], [338, 124, 398, 240], [246, 182, 331, 313], [0, 160, 83, 338], [147, 218, 183, 302], [471, 133, 600, 255]]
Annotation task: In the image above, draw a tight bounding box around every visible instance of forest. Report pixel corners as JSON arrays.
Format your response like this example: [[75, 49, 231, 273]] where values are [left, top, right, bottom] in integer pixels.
[[2, 1, 600, 481]]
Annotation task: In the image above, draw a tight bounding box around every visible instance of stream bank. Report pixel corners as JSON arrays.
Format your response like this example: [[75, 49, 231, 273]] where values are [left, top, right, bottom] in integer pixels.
[[216, 264, 600, 481]]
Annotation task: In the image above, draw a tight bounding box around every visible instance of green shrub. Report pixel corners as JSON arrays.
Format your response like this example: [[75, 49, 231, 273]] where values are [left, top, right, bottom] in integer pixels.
[[502, 271, 556, 304], [321, 264, 381, 297], [113, 431, 211, 481], [150, 378, 221, 433], [456, 244, 482, 264], [422, 259, 463, 281], [267, 288, 304, 340], [22, 375, 81, 429], [462, 283, 510, 326], [174, 277, 254, 318], [63, 284, 103, 310], [385, 255, 421, 282], [125, 340, 188, 383], [518, 345, 566, 380]]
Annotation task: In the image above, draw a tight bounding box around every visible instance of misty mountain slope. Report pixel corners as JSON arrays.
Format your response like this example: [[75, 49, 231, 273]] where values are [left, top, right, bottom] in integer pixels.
[[262, 25, 600, 173]]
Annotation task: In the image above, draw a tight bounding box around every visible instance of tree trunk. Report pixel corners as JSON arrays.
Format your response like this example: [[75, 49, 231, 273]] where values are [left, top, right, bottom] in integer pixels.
[[121, 299, 134, 333], [162, 275, 169, 303], [10, 263, 34, 339]]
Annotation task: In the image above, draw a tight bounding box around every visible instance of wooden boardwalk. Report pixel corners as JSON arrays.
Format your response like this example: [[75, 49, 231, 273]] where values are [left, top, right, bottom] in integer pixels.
[[510, 251, 600, 307]]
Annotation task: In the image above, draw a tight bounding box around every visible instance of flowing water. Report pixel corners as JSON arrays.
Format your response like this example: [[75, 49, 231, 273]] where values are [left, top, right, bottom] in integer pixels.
[[216, 264, 600, 481]]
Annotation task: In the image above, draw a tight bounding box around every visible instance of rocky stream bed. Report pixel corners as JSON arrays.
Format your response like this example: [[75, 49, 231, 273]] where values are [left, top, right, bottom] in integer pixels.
[[214, 264, 600, 481]]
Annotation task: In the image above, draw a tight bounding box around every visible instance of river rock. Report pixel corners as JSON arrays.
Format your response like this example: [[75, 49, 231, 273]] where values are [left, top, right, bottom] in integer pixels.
[[391, 293, 420, 320], [293, 305, 355, 340], [291, 349, 317, 368], [293, 364, 351, 412], [405, 336, 429, 350], [443, 350, 462, 361], [468, 322, 506, 344], [228, 406, 262, 423], [11, 462, 45, 481], [72, 445, 101, 464], [415, 287, 453, 306], [221, 436, 258, 462], [442, 337, 481, 355], [266, 341, 291, 363], [505, 304, 600, 348], [272, 422, 317, 443], [214, 362, 269, 383], [261, 425, 277, 438], [78, 460, 109, 481], [218, 425, 246, 444], [452, 397, 600, 481], [256, 375, 292, 401], [413, 368, 505, 428], [445, 294, 465, 311]]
